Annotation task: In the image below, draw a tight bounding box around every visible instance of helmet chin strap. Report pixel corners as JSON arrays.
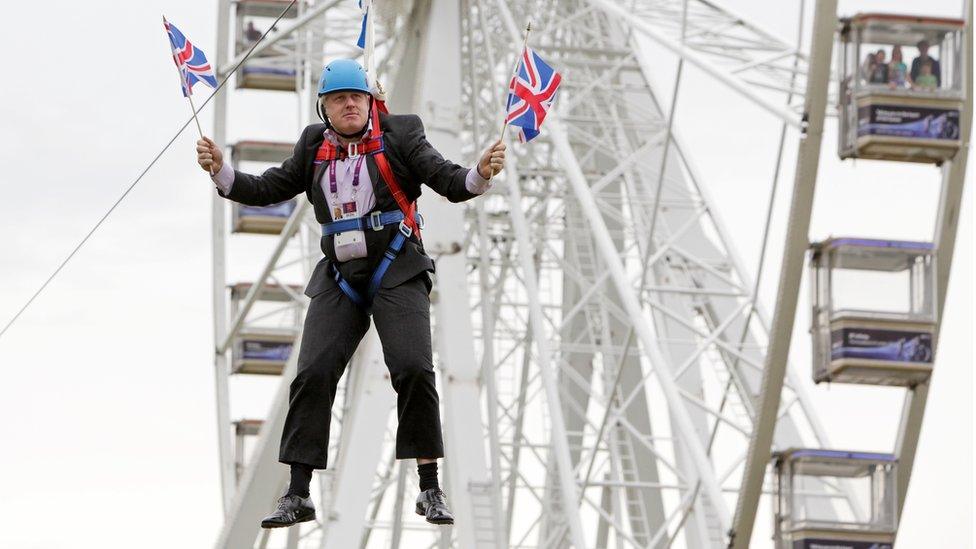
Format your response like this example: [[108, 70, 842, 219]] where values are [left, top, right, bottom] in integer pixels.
[[332, 124, 369, 140]]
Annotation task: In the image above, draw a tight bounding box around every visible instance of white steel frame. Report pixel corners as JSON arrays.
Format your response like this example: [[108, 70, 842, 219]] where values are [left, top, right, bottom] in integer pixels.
[[463, 1, 841, 547], [207, 1, 971, 547]]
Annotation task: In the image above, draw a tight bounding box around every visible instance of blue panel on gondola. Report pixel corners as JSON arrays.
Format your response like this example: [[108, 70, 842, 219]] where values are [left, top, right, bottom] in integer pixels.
[[239, 200, 297, 218], [793, 540, 892, 549], [789, 449, 896, 462], [857, 104, 961, 140], [825, 238, 934, 251], [830, 326, 933, 363], [242, 340, 293, 361]]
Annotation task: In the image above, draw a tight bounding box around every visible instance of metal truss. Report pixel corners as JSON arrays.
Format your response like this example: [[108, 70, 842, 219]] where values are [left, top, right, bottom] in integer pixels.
[[208, 0, 972, 547], [593, 0, 829, 125], [460, 0, 846, 547], [729, 1, 972, 546], [727, 0, 838, 545]]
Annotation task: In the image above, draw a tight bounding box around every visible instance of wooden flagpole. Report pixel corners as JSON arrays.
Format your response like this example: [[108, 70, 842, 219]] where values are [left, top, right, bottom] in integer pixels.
[[486, 21, 531, 182], [499, 21, 532, 143], [185, 94, 212, 175]]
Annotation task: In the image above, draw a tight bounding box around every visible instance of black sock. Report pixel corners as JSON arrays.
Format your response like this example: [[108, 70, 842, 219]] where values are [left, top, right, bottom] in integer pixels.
[[418, 461, 439, 492], [287, 463, 313, 498]]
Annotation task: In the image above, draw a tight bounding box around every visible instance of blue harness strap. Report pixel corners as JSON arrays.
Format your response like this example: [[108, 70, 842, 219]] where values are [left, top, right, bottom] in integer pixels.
[[324, 210, 424, 312], [321, 209, 424, 236], [328, 261, 369, 308]]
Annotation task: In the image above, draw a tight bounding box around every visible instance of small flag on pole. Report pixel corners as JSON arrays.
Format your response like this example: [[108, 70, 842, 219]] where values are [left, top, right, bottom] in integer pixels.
[[356, 0, 369, 49], [504, 47, 562, 143], [164, 17, 218, 97]]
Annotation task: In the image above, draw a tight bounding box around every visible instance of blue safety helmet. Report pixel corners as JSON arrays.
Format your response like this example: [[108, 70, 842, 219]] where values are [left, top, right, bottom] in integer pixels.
[[317, 59, 370, 97]]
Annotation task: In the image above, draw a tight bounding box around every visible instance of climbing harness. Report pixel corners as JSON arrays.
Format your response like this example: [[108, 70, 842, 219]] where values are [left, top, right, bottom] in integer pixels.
[[313, 134, 385, 164], [317, 98, 425, 312], [323, 210, 425, 311]]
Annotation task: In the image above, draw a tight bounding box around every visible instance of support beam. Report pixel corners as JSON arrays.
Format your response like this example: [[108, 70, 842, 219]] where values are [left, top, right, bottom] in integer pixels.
[[895, 0, 973, 521], [211, 0, 235, 516], [319, 330, 394, 548], [507, 161, 589, 548], [549, 114, 733, 534], [728, 0, 838, 546], [412, 1, 503, 547], [214, 330, 303, 549], [588, 0, 805, 129], [390, 461, 409, 549]]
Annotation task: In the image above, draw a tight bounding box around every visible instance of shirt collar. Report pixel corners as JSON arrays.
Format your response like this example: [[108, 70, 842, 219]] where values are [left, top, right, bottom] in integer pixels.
[[322, 118, 373, 146]]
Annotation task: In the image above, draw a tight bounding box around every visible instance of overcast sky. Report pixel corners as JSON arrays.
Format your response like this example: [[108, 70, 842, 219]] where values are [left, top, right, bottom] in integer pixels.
[[0, 0, 971, 548]]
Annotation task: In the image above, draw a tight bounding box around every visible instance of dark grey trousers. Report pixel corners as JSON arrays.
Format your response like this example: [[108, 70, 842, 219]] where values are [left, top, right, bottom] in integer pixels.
[[278, 271, 444, 469]]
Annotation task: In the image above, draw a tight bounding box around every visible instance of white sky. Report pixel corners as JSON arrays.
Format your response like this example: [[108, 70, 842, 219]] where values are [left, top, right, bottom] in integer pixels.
[[0, 0, 971, 548]]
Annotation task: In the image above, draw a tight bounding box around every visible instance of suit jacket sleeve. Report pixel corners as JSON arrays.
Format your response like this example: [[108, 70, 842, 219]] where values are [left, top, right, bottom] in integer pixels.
[[402, 115, 479, 203], [216, 126, 311, 206]]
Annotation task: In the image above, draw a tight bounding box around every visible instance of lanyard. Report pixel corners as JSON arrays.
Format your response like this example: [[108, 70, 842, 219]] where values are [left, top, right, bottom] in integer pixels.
[[328, 155, 366, 195], [327, 155, 366, 221]]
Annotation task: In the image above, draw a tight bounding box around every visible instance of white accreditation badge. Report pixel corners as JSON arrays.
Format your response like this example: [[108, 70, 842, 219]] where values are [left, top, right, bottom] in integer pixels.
[[330, 156, 369, 261], [334, 201, 368, 261]]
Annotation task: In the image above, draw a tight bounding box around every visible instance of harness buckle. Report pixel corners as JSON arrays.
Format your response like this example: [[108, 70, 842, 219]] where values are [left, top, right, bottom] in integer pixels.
[[348, 141, 360, 158], [416, 212, 425, 229], [370, 211, 384, 231], [398, 219, 413, 238]]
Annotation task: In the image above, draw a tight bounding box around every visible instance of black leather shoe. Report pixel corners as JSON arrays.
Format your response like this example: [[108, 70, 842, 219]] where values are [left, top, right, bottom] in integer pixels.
[[261, 494, 316, 529], [415, 488, 455, 525]]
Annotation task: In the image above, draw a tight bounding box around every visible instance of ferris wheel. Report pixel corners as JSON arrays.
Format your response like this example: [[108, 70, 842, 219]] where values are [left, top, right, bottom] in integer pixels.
[[206, 0, 972, 547]]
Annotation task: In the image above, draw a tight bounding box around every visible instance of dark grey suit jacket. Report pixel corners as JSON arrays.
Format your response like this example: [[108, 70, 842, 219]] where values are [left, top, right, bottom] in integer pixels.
[[217, 113, 480, 298]]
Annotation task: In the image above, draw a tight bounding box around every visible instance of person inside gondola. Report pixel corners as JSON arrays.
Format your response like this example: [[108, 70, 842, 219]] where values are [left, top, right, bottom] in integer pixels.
[[860, 52, 877, 84], [244, 20, 262, 43], [914, 59, 939, 90], [868, 48, 889, 84], [910, 40, 942, 86], [888, 45, 909, 89]]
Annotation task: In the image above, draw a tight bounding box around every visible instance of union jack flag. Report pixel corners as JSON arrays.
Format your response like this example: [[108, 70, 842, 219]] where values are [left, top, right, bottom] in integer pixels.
[[164, 17, 218, 97], [505, 47, 562, 143]]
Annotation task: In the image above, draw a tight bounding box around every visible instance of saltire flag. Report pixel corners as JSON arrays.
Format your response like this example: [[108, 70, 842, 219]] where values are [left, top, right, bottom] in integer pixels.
[[164, 17, 218, 97], [505, 47, 562, 143], [356, 0, 369, 49]]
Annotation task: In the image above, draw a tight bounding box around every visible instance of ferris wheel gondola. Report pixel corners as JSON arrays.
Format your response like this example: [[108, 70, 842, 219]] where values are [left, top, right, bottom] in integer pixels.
[[837, 13, 966, 163]]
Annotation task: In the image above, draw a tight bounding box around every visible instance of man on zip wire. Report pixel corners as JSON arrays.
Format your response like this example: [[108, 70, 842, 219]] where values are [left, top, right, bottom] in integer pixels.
[[196, 58, 506, 528]]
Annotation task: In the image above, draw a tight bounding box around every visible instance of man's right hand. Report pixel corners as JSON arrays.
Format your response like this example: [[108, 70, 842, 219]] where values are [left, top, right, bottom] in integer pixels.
[[197, 137, 224, 173]]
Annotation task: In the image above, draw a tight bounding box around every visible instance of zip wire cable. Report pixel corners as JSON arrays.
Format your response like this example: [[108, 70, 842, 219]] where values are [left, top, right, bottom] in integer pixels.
[[0, 0, 298, 341]]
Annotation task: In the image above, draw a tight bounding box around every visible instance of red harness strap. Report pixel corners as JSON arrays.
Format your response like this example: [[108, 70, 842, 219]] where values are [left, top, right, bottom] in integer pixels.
[[367, 100, 421, 239], [314, 135, 384, 163], [314, 101, 421, 239]]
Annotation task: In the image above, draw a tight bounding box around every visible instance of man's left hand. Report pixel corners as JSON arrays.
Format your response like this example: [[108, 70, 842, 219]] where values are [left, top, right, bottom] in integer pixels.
[[478, 140, 506, 179]]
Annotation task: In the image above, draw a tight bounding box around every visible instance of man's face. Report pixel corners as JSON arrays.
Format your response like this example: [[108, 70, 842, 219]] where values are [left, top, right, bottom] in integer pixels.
[[322, 91, 369, 135], [918, 42, 930, 56]]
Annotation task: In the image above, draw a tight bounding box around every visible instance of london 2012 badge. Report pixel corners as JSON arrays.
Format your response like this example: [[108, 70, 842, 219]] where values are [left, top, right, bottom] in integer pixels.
[[342, 201, 358, 217]]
